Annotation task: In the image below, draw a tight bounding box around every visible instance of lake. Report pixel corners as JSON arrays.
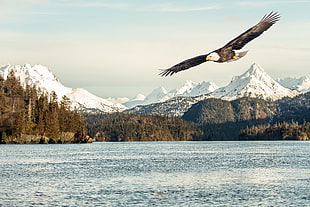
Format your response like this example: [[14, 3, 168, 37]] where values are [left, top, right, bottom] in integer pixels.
[[0, 141, 309, 206]]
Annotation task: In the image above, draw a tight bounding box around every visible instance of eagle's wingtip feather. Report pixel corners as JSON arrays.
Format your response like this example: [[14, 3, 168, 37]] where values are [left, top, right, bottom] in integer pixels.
[[159, 69, 172, 77]]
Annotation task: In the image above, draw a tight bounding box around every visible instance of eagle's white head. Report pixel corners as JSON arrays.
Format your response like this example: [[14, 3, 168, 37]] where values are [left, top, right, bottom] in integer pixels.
[[206, 52, 220, 61]]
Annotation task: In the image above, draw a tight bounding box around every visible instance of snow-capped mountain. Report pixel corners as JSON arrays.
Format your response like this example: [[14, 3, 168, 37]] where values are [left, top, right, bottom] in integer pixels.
[[124, 80, 218, 108], [174, 80, 199, 95], [123, 94, 146, 108], [1, 64, 72, 97], [143, 87, 172, 104], [211, 63, 299, 101], [0, 64, 127, 113], [126, 94, 212, 117], [125, 63, 297, 109], [277, 76, 310, 93], [185, 81, 219, 97], [124, 87, 171, 108], [173, 80, 219, 97], [1, 63, 302, 115], [107, 97, 130, 104], [126, 63, 301, 117]]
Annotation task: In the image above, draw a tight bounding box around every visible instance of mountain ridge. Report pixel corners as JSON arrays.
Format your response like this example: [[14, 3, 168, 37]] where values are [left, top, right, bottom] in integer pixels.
[[277, 76, 310, 93], [211, 63, 298, 101], [127, 63, 301, 117], [0, 64, 127, 113], [124, 80, 219, 108], [1, 63, 308, 115]]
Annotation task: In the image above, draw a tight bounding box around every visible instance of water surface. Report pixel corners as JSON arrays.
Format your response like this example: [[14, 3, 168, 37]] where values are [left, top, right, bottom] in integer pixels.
[[1, 141, 309, 206]]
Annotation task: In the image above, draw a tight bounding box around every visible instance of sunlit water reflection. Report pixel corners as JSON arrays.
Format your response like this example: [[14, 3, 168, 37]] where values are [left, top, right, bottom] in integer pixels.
[[1, 141, 309, 206]]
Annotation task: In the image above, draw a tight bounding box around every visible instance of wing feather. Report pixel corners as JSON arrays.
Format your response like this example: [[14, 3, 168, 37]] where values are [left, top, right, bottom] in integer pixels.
[[223, 11, 280, 50], [159, 54, 207, 76]]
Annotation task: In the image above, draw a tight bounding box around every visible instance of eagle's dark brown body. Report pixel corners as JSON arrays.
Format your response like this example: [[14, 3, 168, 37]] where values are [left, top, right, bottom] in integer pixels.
[[214, 47, 236, 63]]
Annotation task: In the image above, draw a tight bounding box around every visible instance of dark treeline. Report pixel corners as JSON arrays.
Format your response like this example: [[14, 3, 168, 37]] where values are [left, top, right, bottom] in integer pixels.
[[182, 96, 310, 140], [182, 97, 277, 140], [84, 95, 310, 142], [0, 71, 88, 144], [240, 121, 310, 140], [239, 93, 310, 140], [84, 113, 203, 142]]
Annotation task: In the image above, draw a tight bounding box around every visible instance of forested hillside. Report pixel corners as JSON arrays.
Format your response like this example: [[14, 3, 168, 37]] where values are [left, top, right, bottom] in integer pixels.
[[182, 97, 277, 140], [0, 72, 88, 144], [239, 93, 310, 140], [84, 113, 203, 142], [239, 122, 310, 140], [85, 94, 310, 142], [182, 95, 310, 140]]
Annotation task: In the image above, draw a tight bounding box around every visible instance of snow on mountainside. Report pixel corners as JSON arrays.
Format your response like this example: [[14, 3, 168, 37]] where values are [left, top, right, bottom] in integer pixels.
[[211, 63, 299, 101], [173, 80, 219, 97], [124, 87, 170, 108], [174, 80, 199, 95], [277, 76, 310, 93], [126, 95, 211, 117], [185, 81, 219, 97], [124, 80, 218, 108], [107, 97, 130, 104], [0, 64, 71, 97], [0, 64, 127, 112], [123, 94, 146, 108], [144, 87, 172, 104]]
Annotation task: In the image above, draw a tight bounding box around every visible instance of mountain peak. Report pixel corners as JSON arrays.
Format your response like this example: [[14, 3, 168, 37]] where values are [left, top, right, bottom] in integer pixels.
[[250, 62, 263, 70], [125, 80, 219, 108], [1, 64, 67, 96], [239, 63, 267, 80], [175, 80, 198, 95], [213, 64, 299, 101], [185, 81, 219, 97], [132, 93, 146, 101], [0, 64, 127, 113], [143, 86, 169, 104], [277, 76, 310, 93]]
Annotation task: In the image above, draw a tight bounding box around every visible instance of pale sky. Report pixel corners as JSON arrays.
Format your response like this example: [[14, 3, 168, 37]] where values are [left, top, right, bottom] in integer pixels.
[[1, 0, 310, 98]]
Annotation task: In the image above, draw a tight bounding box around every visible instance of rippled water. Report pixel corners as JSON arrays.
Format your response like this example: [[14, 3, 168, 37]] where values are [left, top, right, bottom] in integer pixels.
[[1, 141, 309, 206]]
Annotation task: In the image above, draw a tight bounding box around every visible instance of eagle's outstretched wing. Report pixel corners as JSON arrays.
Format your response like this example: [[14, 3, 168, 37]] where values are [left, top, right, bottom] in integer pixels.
[[223, 11, 280, 50], [159, 54, 207, 76], [159, 12, 280, 77]]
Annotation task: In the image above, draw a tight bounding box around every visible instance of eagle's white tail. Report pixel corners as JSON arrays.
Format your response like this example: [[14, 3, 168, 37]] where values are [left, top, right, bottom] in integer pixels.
[[227, 51, 248, 62], [236, 51, 248, 59]]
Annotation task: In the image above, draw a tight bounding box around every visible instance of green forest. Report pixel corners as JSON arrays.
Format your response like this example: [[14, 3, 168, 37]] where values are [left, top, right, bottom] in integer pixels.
[[239, 122, 310, 140], [0, 72, 89, 144], [181, 96, 310, 140], [84, 113, 202, 142]]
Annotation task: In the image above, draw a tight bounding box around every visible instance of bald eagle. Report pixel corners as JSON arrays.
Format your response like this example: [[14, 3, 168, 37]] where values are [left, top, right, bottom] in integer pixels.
[[160, 11, 280, 77]]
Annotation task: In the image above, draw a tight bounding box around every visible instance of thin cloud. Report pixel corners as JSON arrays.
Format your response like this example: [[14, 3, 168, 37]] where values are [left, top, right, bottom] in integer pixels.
[[238, 0, 310, 6], [1, 0, 50, 3], [157, 6, 219, 12], [68, 2, 129, 9], [142, 3, 220, 12]]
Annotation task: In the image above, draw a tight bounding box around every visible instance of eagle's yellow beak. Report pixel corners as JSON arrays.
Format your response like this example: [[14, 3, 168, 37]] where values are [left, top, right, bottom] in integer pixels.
[[206, 56, 211, 61]]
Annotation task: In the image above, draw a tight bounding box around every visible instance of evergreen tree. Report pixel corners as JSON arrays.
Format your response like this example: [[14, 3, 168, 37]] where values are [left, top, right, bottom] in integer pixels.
[[0, 72, 89, 144]]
